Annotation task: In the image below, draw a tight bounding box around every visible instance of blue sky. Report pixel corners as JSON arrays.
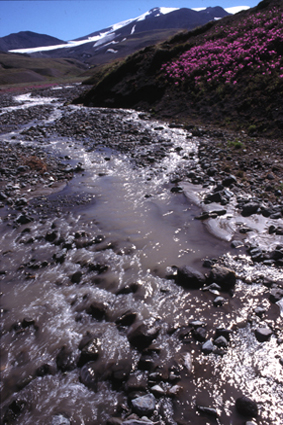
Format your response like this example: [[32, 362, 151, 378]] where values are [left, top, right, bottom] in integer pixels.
[[0, 0, 260, 41]]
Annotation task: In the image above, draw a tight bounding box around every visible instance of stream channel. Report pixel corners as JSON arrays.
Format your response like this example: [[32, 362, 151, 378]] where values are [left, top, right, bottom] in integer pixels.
[[0, 85, 282, 425]]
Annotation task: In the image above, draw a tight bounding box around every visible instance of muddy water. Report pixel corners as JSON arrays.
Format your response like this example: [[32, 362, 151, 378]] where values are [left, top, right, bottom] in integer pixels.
[[0, 88, 282, 425]]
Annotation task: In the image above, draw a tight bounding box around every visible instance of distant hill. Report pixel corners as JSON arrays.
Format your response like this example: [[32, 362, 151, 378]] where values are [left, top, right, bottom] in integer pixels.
[[0, 52, 87, 86], [0, 31, 67, 52], [73, 0, 283, 138], [7, 7, 230, 66]]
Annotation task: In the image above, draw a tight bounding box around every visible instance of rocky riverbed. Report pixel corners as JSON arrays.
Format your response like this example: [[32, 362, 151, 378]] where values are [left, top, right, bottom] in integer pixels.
[[0, 84, 282, 425]]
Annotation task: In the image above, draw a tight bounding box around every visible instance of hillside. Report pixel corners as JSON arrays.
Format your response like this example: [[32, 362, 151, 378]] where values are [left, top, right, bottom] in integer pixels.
[[74, 0, 283, 138], [0, 53, 87, 86], [0, 31, 66, 52]]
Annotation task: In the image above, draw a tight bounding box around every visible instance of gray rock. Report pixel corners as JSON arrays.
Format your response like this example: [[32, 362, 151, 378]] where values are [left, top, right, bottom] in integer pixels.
[[255, 327, 273, 342], [241, 202, 260, 217], [269, 286, 283, 303], [209, 265, 236, 290], [131, 394, 155, 416], [214, 335, 228, 347], [202, 340, 214, 354]]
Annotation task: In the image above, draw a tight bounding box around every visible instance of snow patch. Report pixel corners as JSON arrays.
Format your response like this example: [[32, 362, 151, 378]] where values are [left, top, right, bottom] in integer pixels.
[[131, 25, 136, 35], [107, 49, 118, 54]]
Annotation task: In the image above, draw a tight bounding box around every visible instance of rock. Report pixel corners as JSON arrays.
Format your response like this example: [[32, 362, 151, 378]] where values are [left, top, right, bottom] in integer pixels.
[[213, 296, 225, 307], [122, 420, 155, 425], [231, 240, 244, 248], [197, 405, 219, 418], [214, 335, 228, 348], [35, 363, 52, 377], [150, 384, 165, 396], [255, 328, 273, 342], [15, 214, 33, 224], [107, 418, 123, 425], [85, 302, 107, 321], [235, 395, 258, 417], [176, 266, 206, 289], [53, 249, 67, 264], [131, 393, 156, 416], [77, 337, 100, 367], [3, 399, 27, 423], [80, 362, 98, 390], [127, 320, 160, 350], [241, 202, 260, 217], [56, 346, 76, 372], [115, 311, 137, 327], [51, 414, 71, 425], [222, 174, 237, 187], [192, 327, 207, 342], [269, 286, 283, 303], [70, 270, 82, 284], [209, 265, 236, 290], [125, 371, 148, 392], [202, 340, 214, 354]]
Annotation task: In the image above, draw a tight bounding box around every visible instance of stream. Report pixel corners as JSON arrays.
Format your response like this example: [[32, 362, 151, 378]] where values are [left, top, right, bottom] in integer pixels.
[[0, 85, 282, 425]]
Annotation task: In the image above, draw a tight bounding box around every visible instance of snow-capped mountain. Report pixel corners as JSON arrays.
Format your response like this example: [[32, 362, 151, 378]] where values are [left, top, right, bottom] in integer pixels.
[[2, 6, 249, 66]]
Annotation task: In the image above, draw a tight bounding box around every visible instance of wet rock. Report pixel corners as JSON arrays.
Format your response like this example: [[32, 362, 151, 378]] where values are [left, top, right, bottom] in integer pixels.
[[176, 266, 206, 289], [53, 249, 67, 264], [70, 270, 83, 284], [127, 320, 160, 350], [231, 240, 244, 249], [214, 335, 228, 348], [3, 399, 27, 423], [45, 230, 58, 242], [214, 328, 232, 341], [209, 265, 236, 291], [235, 395, 258, 418], [150, 384, 165, 396], [77, 337, 100, 367], [15, 214, 33, 225], [269, 286, 283, 303], [85, 301, 107, 320], [35, 363, 53, 377], [192, 327, 207, 342], [115, 311, 137, 327], [197, 405, 219, 418], [116, 283, 140, 295], [202, 340, 214, 354], [51, 414, 70, 425], [56, 346, 76, 372], [213, 296, 225, 307], [255, 327, 273, 342], [131, 394, 156, 417], [125, 371, 148, 392], [80, 361, 98, 389]]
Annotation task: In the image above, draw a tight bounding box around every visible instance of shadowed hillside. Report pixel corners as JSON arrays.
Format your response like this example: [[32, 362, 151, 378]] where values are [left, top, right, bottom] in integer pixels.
[[74, 0, 283, 138]]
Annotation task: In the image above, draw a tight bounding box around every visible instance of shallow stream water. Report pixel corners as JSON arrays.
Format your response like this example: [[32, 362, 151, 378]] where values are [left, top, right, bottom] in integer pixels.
[[0, 87, 282, 425]]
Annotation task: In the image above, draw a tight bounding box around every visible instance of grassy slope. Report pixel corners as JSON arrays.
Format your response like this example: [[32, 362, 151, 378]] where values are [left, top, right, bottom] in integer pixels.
[[75, 0, 283, 138], [0, 53, 87, 86]]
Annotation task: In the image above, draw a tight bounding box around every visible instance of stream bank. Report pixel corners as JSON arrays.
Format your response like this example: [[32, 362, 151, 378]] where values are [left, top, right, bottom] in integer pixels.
[[0, 84, 282, 425]]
